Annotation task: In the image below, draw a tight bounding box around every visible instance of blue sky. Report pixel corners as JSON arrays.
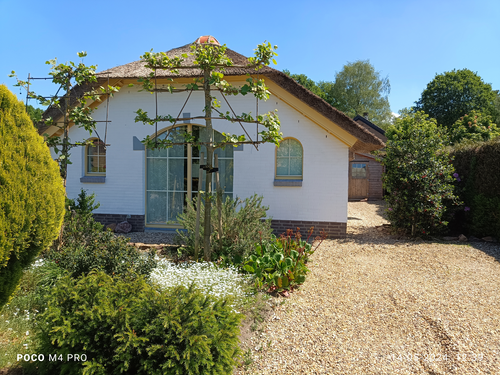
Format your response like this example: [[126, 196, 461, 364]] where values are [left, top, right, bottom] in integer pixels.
[[1, 0, 499, 117]]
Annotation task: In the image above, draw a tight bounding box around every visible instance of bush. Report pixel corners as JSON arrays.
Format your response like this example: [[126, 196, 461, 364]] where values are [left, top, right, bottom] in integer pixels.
[[381, 111, 460, 236], [176, 194, 273, 263], [32, 271, 243, 375], [243, 228, 324, 292], [449, 138, 500, 237], [449, 110, 500, 145], [0, 85, 65, 309], [44, 189, 157, 279], [470, 194, 500, 238]]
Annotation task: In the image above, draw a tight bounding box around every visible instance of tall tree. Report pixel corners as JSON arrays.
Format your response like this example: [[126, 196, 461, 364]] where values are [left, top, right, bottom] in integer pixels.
[[329, 60, 392, 128], [414, 69, 498, 129], [26, 104, 44, 125], [283, 69, 326, 99]]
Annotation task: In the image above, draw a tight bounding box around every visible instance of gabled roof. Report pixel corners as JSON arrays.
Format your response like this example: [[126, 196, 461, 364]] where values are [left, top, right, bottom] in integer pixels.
[[40, 38, 386, 152]]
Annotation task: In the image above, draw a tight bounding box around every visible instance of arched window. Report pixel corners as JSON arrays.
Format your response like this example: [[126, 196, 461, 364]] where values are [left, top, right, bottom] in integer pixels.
[[276, 138, 303, 179], [85, 139, 106, 175], [146, 125, 233, 226]]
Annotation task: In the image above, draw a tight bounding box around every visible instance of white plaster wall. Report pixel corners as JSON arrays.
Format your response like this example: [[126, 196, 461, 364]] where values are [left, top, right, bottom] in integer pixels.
[[64, 83, 348, 223]]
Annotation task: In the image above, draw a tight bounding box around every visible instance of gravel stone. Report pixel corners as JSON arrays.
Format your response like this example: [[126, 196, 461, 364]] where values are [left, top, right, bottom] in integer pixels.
[[235, 201, 500, 374]]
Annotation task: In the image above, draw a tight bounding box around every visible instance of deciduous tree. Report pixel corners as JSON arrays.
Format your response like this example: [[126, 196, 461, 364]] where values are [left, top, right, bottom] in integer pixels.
[[414, 69, 498, 129]]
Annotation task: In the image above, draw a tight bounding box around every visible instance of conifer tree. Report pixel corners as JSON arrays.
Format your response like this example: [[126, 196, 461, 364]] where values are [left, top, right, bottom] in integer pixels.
[[0, 85, 65, 308]]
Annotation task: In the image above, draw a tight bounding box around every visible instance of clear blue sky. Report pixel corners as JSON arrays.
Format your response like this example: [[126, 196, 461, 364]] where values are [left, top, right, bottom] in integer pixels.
[[1, 0, 499, 117]]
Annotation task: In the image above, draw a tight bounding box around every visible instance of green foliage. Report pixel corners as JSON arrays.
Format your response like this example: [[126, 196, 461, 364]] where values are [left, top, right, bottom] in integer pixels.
[[284, 61, 393, 129], [176, 194, 273, 263], [283, 70, 327, 99], [415, 69, 498, 129], [449, 110, 500, 145], [0, 85, 65, 309], [243, 229, 324, 292], [450, 137, 500, 238], [329, 60, 393, 128], [381, 111, 459, 236], [26, 105, 44, 125], [470, 194, 500, 238], [33, 271, 242, 375], [5, 260, 67, 314], [44, 189, 156, 279], [10, 53, 120, 182]]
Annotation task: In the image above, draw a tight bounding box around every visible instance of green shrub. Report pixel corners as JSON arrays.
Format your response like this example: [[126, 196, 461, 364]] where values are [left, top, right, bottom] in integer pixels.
[[32, 271, 243, 375], [44, 227, 156, 279], [449, 138, 500, 237], [176, 194, 273, 263], [380, 110, 460, 236], [470, 194, 500, 238], [0, 85, 65, 309], [44, 189, 157, 279], [449, 110, 500, 145], [243, 228, 324, 292], [5, 259, 67, 314]]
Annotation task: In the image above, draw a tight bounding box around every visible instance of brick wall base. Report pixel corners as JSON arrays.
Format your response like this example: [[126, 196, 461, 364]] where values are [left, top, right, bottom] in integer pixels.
[[92, 215, 346, 239], [93, 214, 145, 232], [270, 220, 346, 239]]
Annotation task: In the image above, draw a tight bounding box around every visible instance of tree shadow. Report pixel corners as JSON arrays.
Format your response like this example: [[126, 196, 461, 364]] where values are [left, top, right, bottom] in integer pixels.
[[344, 224, 500, 264]]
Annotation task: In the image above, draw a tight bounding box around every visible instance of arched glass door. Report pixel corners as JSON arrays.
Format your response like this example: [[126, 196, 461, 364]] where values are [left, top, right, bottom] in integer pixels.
[[146, 125, 233, 226]]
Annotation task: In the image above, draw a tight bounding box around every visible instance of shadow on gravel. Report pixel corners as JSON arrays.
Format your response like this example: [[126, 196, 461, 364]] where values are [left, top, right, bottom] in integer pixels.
[[346, 224, 500, 265]]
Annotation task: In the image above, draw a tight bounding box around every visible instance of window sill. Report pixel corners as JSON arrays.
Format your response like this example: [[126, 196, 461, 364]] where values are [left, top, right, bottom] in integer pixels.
[[273, 179, 302, 187], [80, 176, 106, 183]]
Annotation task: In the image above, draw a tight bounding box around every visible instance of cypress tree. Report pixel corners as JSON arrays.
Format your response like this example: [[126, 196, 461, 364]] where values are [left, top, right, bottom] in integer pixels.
[[0, 85, 65, 308]]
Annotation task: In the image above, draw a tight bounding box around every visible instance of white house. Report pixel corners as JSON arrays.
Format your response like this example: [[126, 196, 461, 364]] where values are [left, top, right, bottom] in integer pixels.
[[39, 36, 385, 238]]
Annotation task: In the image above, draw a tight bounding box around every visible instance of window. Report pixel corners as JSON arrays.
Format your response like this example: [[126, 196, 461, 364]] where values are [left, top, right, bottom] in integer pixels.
[[146, 125, 233, 226], [351, 163, 367, 179], [86, 139, 106, 175], [276, 138, 303, 179]]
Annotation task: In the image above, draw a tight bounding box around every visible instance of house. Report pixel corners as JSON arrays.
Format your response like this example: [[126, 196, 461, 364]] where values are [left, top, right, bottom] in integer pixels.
[[348, 115, 387, 201], [39, 36, 385, 238]]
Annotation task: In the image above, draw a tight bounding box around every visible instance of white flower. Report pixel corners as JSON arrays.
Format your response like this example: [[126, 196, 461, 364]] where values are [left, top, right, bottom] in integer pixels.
[[26, 331, 29, 336]]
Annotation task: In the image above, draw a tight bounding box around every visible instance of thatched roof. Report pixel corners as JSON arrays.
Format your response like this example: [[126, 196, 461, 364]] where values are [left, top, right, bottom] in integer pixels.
[[39, 38, 385, 151]]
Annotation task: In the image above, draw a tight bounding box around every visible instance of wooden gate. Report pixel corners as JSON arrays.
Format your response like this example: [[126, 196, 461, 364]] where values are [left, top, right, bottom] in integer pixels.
[[348, 162, 369, 200]]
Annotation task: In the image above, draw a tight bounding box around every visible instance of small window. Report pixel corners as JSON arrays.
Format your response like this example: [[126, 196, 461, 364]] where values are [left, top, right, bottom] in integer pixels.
[[276, 138, 303, 179], [86, 139, 106, 175], [351, 163, 367, 179]]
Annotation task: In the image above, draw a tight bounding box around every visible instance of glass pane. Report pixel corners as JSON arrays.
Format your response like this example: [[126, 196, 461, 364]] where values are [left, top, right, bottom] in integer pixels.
[[222, 192, 233, 202], [192, 159, 201, 193], [168, 192, 185, 222], [288, 140, 302, 157], [88, 145, 96, 156], [98, 156, 106, 173], [276, 157, 289, 176], [168, 127, 187, 157], [88, 156, 99, 173], [147, 192, 167, 224], [168, 158, 186, 191], [277, 140, 289, 157], [96, 142, 105, 155], [147, 159, 168, 190], [289, 157, 302, 176], [217, 159, 233, 192], [147, 145, 168, 158]]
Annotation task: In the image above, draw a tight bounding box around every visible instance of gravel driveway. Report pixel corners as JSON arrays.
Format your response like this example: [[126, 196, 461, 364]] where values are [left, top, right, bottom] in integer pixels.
[[236, 201, 500, 374]]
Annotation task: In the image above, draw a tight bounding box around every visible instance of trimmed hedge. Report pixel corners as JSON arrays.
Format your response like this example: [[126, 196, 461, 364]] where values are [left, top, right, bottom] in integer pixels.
[[0, 85, 65, 308], [33, 271, 243, 375], [450, 137, 500, 238]]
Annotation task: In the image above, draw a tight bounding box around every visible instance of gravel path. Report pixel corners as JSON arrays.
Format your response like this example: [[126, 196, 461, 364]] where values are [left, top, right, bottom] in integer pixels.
[[236, 201, 500, 374]]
